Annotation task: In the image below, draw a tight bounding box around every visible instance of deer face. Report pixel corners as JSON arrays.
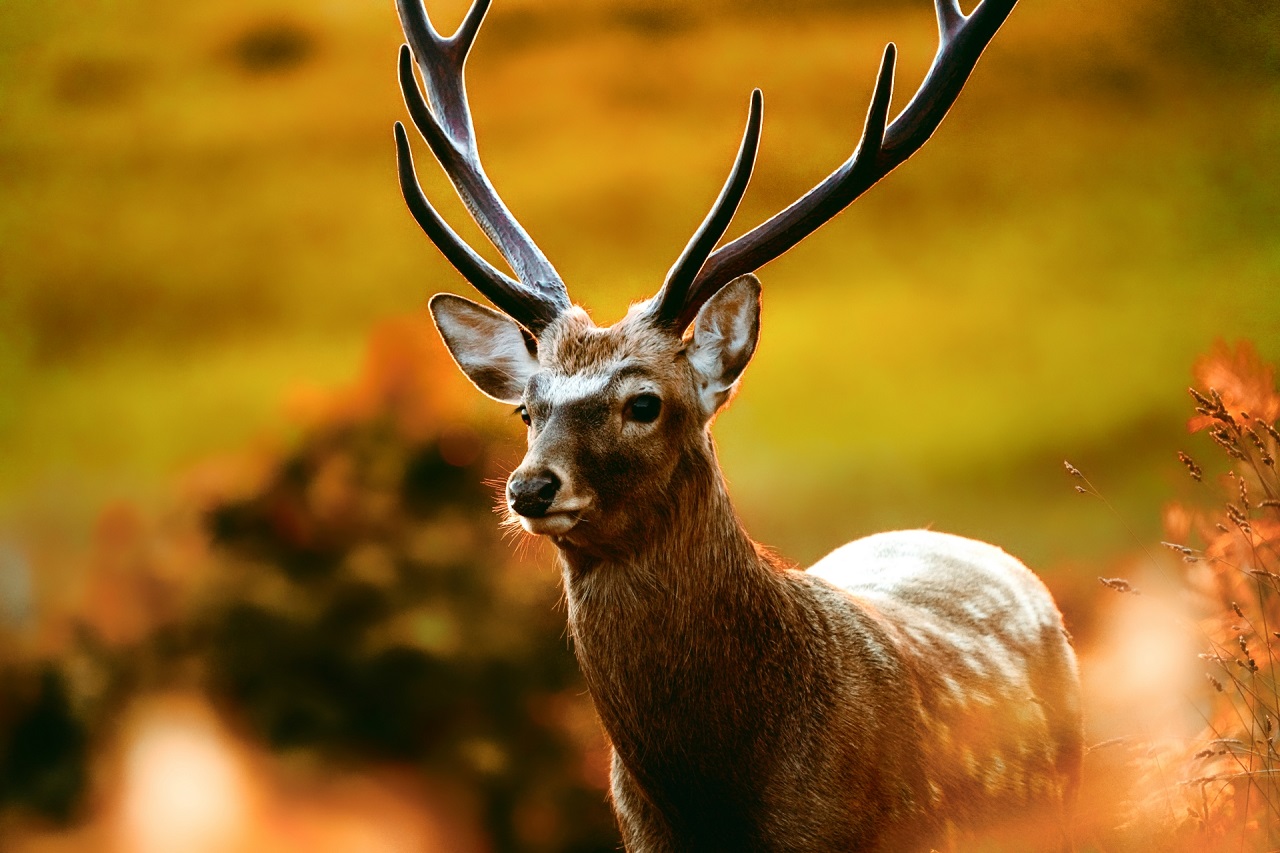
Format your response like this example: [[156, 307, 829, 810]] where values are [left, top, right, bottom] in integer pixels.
[[430, 275, 761, 549], [396, 0, 1015, 547]]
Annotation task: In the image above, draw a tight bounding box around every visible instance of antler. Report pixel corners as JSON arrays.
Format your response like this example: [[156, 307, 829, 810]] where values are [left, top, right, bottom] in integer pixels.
[[393, 0, 569, 335], [649, 89, 764, 329], [658, 0, 1019, 331]]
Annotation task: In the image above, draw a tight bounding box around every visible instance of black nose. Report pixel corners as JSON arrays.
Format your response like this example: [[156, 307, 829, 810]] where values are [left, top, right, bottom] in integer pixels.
[[507, 471, 561, 518]]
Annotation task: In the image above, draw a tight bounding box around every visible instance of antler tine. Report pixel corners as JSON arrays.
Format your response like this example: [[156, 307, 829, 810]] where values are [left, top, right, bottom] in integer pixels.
[[670, 0, 1018, 330], [394, 0, 569, 334], [650, 89, 764, 328], [394, 122, 564, 330]]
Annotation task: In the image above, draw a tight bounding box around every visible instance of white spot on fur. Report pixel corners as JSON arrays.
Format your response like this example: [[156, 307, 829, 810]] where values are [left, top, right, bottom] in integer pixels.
[[961, 749, 978, 777], [542, 371, 613, 407]]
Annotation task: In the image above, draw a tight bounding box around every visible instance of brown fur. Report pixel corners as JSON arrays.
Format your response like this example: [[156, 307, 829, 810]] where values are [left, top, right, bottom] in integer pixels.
[[401, 0, 1072, 845], [430, 288, 1084, 852]]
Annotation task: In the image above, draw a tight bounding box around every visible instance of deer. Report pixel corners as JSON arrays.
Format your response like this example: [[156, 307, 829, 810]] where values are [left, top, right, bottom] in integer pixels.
[[388, 0, 1083, 850]]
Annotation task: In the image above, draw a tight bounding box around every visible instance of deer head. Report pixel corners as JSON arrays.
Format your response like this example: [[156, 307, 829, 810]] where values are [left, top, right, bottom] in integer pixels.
[[430, 276, 761, 554], [392, 0, 1017, 552]]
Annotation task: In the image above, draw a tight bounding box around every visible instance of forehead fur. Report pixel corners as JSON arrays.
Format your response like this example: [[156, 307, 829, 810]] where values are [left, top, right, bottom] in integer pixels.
[[538, 305, 681, 374]]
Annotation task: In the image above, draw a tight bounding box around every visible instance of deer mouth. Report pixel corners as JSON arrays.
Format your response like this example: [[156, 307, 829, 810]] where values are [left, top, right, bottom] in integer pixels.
[[516, 499, 591, 537], [519, 512, 579, 536]]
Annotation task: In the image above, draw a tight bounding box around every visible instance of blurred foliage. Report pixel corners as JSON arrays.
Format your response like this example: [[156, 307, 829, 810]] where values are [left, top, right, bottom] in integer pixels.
[[0, 319, 618, 852], [0, 0, 1277, 575], [0, 0, 1278, 846], [1065, 344, 1280, 852], [1153, 0, 1280, 80], [0, 664, 87, 824], [197, 397, 615, 852], [1158, 344, 1280, 850]]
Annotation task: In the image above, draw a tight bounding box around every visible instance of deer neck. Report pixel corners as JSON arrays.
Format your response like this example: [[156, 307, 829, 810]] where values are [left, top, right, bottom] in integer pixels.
[[555, 438, 817, 795], [557, 438, 773, 630]]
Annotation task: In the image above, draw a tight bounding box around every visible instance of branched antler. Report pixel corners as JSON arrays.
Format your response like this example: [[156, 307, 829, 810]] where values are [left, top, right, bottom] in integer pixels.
[[662, 0, 1019, 330], [394, 0, 568, 334], [393, 0, 1018, 336]]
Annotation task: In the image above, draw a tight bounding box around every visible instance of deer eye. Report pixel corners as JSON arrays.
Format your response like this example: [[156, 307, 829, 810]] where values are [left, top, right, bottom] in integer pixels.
[[516, 405, 532, 427], [624, 394, 662, 424]]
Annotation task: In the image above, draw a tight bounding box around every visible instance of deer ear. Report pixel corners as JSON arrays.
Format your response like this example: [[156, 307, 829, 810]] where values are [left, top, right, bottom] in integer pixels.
[[429, 293, 540, 404], [686, 274, 761, 414]]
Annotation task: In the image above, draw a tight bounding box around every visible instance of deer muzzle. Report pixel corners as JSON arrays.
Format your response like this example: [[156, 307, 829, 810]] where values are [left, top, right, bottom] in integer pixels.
[[507, 469, 561, 518]]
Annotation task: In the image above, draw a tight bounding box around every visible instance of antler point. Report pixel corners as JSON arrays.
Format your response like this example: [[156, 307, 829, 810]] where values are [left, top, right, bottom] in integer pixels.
[[454, 0, 492, 58]]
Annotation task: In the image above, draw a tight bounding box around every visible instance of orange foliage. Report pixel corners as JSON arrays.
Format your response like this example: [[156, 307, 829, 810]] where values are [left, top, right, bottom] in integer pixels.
[[2, 315, 616, 852], [1161, 341, 1280, 851], [1187, 341, 1280, 434], [79, 315, 477, 652], [284, 315, 470, 443]]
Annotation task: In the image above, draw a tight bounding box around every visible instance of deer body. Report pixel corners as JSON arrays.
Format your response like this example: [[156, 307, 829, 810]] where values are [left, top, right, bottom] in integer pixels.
[[512, 307, 1081, 852], [386, 0, 1083, 848], [580, 527, 1081, 852]]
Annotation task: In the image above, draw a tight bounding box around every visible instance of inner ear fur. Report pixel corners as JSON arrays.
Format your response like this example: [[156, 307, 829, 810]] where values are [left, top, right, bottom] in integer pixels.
[[685, 274, 761, 413], [429, 293, 540, 404]]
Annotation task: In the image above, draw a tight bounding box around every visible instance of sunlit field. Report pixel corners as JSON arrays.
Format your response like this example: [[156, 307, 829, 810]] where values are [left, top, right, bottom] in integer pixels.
[[1, 0, 1278, 850]]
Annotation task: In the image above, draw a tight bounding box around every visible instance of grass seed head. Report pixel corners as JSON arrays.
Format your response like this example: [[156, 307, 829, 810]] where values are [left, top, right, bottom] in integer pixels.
[[1178, 451, 1204, 481], [1099, 576, 1140, 595]]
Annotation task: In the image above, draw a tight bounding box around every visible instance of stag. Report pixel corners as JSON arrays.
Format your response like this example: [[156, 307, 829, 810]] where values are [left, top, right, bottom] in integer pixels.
[[390, 0, 1082, 849]]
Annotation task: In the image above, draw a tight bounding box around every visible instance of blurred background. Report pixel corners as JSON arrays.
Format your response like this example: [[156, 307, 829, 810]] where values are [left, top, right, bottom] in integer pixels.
[[0, 0, 1277, 850]]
